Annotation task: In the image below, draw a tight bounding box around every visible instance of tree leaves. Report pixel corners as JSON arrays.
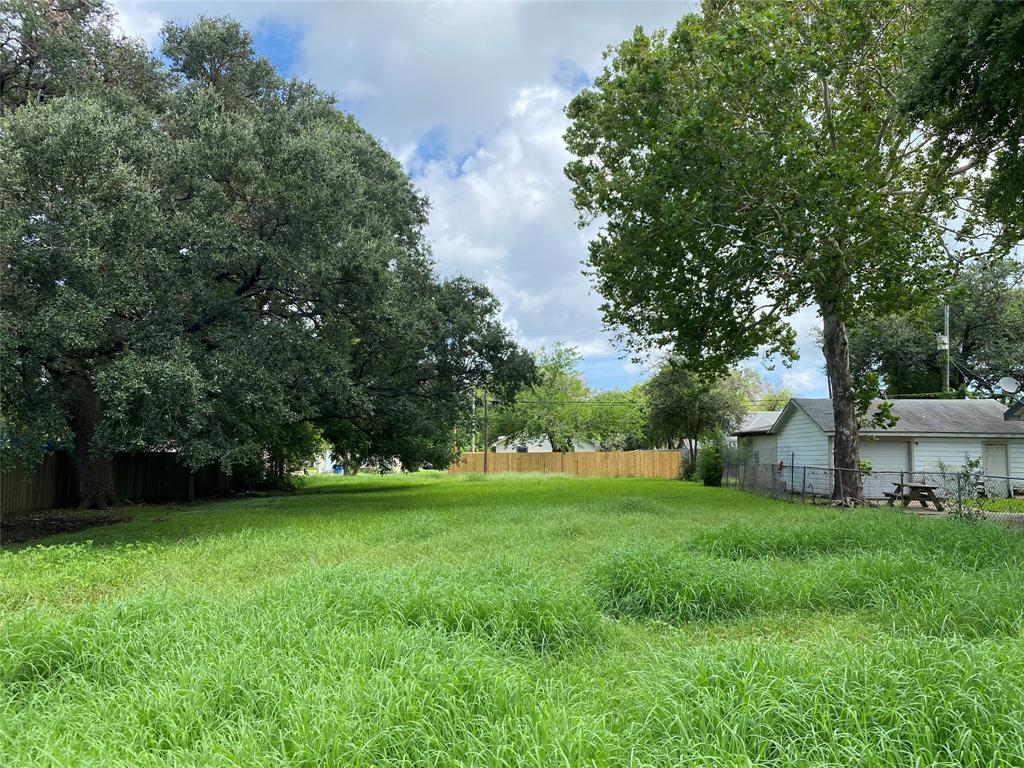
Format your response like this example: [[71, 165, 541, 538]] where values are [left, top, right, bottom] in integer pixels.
[[565, 0, 970, 369], [1, 7, 532, 480]]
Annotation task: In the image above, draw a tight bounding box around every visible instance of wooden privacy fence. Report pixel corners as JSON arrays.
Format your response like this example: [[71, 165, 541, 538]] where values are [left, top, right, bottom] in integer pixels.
[[449, 450, 682, 479], [0, 453, 74, 516], [1, 452, 230, 517]]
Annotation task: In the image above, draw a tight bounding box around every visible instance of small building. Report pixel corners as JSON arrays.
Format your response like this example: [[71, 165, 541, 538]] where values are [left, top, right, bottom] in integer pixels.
[[734, 411, 782, 464], [733, 398, 1024, 497]]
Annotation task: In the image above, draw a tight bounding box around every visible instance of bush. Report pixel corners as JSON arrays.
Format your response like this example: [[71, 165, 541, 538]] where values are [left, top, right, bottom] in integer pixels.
[[697, 442, 724, 486]]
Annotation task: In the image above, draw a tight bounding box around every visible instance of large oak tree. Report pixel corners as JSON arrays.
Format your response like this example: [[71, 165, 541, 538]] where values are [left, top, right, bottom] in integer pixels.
[[565, 0, 986, 500], [1, 3, 531, 505]]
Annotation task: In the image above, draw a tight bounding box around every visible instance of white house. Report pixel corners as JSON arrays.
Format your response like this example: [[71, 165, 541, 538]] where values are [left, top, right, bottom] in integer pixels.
[[493, 436, 598, 453], [734, 398, 1024, 496]]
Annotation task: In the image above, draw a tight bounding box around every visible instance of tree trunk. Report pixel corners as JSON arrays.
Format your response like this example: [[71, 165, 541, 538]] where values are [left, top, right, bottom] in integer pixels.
[[68, 376, 118, 509], [680, 436, 697, 479], [822, 312, 863, 503]]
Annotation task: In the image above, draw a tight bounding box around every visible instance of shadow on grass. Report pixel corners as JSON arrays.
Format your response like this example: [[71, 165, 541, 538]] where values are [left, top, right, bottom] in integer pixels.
[[1, 512, 131, 547], [301, 481, 420, 496], [2, 473, 740, 551], [1, 480, 452, 550]]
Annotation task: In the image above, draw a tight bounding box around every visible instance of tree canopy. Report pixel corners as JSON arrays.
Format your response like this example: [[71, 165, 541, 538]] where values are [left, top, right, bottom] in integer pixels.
[[1, 3, 532, 505], [565, 0, 999, 500], [848, 258, 1024, 397], [647, 362, 753, 474], [486, 344, 649, 452], [902, 0, 1024, 242]]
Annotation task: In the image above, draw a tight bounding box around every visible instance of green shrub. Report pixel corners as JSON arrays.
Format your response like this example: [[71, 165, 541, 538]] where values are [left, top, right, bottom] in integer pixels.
[[697, 442, 724, 487]]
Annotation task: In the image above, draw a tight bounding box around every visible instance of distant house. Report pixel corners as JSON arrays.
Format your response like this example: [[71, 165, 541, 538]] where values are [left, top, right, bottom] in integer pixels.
[[493, 436, 598, 453], [733, 398, 1024, 483]]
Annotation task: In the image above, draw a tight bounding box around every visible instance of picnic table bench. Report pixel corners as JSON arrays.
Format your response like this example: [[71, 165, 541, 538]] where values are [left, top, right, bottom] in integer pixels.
[[885, 481, 944, 512]]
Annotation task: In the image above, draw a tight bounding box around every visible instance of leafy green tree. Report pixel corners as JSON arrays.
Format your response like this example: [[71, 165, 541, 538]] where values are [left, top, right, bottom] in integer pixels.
[[489, 344, 591, 452], [646, 361, 747, 476], [1, 8, 531, 505], [849, 258, 1024, 396], [902, 0, 1024, 241], [232, 421, 327, 489], [729, 368, 793, 412], [565, 0, 989, 500], [481, 347, 650, 453], [0, 0, 164, 113], [585, 385, 651, 451]]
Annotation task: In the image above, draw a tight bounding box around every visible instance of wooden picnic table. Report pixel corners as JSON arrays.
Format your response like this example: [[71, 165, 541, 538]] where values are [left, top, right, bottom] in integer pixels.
[[885, 481, 944, 512]]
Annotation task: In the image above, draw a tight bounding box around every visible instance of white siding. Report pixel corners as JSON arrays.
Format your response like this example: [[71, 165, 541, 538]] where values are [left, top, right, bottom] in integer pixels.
[[1011, 442, 1024, 478], [740, 435, 777, 464], [911, 438, 983, 472], [775, 407, 829, 467], [860, 439, 910, 472]]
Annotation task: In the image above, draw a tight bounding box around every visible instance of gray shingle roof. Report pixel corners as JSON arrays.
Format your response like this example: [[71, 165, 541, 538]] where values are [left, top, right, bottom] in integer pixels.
[[734, 410, 782, 436], [789, 398, 1024, 436]]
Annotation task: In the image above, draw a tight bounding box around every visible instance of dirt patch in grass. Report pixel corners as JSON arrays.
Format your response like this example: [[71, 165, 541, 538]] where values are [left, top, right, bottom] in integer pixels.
[[1, 512, 131, 546]]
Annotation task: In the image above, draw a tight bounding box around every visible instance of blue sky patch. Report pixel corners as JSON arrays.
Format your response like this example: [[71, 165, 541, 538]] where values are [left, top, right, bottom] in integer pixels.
[[252, 18, 304, 79], [578, 354, 646, 392], [404, 125, 449, 177], [552, 59, 591, 93]]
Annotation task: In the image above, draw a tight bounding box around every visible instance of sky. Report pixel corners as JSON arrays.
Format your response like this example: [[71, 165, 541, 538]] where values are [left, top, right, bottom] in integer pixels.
[[111, 0, 828, 397]]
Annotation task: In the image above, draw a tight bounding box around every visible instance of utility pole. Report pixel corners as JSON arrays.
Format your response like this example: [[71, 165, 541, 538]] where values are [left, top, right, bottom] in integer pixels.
[[944, 304, 950, 393], [482, 389, 489, 474], [471, 397, 476, 453]]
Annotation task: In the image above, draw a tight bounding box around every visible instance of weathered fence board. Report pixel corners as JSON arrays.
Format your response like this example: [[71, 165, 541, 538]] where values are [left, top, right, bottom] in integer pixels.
[[449, 450, 682, 479]]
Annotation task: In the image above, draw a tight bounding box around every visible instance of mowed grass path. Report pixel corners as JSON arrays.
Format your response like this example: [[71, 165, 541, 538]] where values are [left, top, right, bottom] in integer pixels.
[[2, 472, 1024, 766]]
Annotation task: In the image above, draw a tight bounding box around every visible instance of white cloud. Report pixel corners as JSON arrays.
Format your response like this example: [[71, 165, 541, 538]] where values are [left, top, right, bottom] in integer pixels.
[[414, 82, 611, 353], [290, 2, 695, 154], [109, 0, 164, 45]]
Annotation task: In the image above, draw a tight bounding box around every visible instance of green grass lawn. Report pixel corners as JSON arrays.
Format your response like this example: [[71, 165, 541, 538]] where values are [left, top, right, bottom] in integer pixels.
[[3, 472, 1024, 766]]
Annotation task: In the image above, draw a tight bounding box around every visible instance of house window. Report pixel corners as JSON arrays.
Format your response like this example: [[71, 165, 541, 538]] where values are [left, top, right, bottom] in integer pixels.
[[516, 446, 528, 453]]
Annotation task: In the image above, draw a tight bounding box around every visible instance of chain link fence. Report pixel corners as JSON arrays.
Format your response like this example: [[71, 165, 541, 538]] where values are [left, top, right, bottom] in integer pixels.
[[723, 463, 1024, 523]]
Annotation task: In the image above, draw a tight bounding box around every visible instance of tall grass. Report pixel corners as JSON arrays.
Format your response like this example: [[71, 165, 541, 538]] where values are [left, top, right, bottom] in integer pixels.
[[592, 546, 1024, 637], [1, 472, 1023, 766]]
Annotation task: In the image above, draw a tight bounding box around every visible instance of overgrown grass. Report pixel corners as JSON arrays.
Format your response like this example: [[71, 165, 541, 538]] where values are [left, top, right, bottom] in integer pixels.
[[2, 472, 1023, 766], [593, 547, 1024, 637]]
